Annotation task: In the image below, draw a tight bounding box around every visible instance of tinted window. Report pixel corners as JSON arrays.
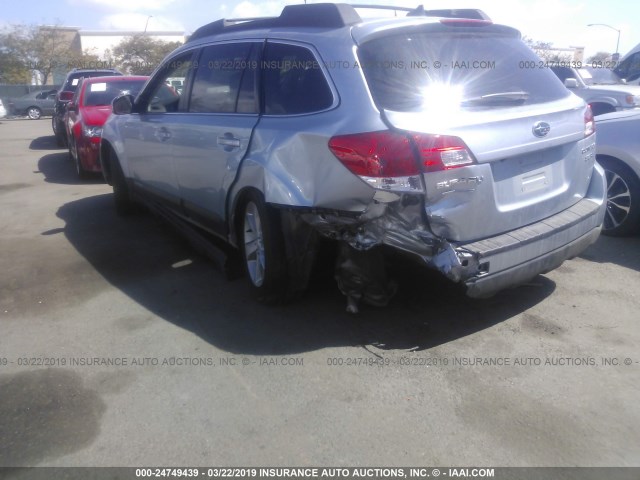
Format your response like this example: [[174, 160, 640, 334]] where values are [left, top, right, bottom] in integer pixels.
[[616, 52, 640, 81], [263, 43, 333, 115], [189, 43, 255, 114], [146, 54, 193, 113], [359, 32, 571, 111]]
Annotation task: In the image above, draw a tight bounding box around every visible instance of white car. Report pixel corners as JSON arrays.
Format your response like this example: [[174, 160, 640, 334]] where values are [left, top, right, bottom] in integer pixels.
[[595, 110, 640, 235], [0, 98, 7, 118]]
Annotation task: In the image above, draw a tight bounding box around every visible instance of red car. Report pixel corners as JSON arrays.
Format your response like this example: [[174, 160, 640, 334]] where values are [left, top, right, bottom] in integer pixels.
[[65, 76, 148, 179]]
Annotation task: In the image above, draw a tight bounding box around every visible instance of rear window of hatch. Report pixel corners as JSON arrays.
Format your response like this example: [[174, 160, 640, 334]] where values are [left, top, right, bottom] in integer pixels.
[[358, 32, 571, 112]]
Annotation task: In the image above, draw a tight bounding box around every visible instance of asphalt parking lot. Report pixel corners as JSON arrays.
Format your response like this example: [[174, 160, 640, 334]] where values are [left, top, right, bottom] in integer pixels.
[[1, 118, 639, 469]]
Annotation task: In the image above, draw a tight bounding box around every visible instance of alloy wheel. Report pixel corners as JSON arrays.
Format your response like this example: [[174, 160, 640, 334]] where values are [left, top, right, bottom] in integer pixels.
[[604, 169, 632, 231], [243, 201, 266, 287]]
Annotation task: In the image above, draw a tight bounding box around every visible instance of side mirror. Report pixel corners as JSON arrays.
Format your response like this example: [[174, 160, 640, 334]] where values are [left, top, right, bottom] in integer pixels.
[[564, 78, 579, 88], [59, 91, 74, 101], [67, 103, 78, 113], [112, 94, 134, 115]]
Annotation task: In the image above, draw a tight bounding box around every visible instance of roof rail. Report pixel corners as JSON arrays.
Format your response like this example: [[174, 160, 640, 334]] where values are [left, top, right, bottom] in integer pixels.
[[186, 3, 492, 43], [188, 3, 362, 43], [351, 4, 491, 21]]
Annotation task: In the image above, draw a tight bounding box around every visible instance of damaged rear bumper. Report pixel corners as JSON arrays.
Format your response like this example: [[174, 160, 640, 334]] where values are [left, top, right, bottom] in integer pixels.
[[462, 224, 600, 298], [296, 165, 606, 301], [444, 195, 603, 297]]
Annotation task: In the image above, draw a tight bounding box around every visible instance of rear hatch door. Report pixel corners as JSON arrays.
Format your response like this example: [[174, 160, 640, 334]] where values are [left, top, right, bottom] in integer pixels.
[[357, 23, 596, 243]]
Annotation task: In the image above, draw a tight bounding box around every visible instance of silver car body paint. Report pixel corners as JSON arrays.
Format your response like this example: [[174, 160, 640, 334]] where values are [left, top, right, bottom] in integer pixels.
[[595, 110, 640, 180], [101, 7, 606, 299]]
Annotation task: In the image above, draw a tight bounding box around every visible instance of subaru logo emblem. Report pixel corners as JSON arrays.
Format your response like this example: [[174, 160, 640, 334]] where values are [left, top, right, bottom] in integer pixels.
[[532, 121, 551, 138]]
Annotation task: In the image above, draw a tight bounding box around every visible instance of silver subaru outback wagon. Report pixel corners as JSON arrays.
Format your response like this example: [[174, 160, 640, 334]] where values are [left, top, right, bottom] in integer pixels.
[[100, 3, 606, 311]]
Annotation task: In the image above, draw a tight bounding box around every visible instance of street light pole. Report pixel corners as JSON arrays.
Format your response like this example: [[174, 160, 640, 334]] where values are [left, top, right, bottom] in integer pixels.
[[144, 15, 153, 34], [587, 23, 621, 55]]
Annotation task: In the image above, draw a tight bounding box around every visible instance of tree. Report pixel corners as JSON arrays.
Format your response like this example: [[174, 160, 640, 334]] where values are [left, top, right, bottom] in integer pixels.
[[523, 36, 572, 63], [0, 50, 30, 84], [586, 51, 612, 64], [111, 36, 183, 75], [0, 24, 99, 84]]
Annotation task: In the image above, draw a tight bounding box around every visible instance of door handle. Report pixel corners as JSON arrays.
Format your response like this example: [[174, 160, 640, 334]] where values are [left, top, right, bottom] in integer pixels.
[[217, 134, 241, 149], [154, 127, 171, 142]]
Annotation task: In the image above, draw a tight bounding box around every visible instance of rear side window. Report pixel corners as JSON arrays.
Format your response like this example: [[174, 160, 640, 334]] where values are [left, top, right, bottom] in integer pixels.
[[189, 43, 256, 114], [359, 32, 571, 111], [263, 43, 333, 115]]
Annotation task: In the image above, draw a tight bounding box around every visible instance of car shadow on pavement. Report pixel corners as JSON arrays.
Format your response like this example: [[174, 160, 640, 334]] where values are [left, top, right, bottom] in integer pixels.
[[579, 234, 640, 273], [29, 135, 63, 151], [56, 194, 557, 356], [37, 152, 104, 185]]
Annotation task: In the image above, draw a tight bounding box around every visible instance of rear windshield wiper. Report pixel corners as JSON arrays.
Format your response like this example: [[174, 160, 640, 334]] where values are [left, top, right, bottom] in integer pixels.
[[461, 91, 529, 105]]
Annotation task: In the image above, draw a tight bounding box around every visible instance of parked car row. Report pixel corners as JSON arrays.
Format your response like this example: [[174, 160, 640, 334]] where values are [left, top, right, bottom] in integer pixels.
[[52, 68, 123, 146], [64, 75, 148, 178]]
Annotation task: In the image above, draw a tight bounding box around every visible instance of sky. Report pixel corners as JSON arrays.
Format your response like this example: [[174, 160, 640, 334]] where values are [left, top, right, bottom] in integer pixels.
[[0, 0, 638, 60]]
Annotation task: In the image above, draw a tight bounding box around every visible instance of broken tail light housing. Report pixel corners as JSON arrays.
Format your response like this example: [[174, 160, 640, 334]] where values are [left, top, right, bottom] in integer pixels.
[[328, 131, 476, 191]]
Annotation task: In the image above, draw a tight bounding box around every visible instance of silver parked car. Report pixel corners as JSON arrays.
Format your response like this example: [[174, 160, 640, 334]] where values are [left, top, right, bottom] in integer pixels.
[[595, 110, 640, 235], [100, 3, 606, 310], [550, 65, 640, 116], [7, 89, 57, 119]]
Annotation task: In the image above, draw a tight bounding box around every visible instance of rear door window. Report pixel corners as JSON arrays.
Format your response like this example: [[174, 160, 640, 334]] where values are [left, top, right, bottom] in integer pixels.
[[263, 42, 333, 115], [189, 42, 257, 114], [359, 31, 571, 111]]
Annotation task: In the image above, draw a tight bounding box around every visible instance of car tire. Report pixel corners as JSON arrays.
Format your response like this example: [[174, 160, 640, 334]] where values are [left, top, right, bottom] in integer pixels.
[[599, 157, 640, 236], [111, 157, 134, 216], [239, 191, 288, 304], [69, 136, 90, 180], [27, 107, 42, 120], [54, 118, 67, 147]]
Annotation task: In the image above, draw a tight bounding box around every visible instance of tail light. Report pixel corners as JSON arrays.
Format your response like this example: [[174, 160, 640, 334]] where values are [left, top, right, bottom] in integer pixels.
[[584, 105, 595, 137], [328, 131, 476, 191], [412, 135, 475, 172]]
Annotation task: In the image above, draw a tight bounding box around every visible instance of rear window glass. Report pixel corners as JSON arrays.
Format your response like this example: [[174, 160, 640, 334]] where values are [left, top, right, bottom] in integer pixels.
[[358, 32, 570, 111], [84, 80, 147, 107]]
